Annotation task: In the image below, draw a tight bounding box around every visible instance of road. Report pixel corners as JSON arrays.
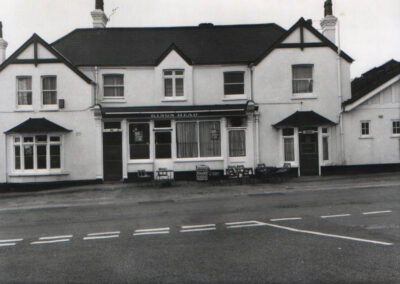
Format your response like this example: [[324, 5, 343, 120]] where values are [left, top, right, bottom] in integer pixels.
[[0, 184, 399, 283]]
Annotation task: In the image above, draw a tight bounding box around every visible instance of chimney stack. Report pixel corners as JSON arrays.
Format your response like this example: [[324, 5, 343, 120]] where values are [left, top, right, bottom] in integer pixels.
[[91, 0, 108, 28], [0, 22, 8, 64], [320, 0, 337, 44]]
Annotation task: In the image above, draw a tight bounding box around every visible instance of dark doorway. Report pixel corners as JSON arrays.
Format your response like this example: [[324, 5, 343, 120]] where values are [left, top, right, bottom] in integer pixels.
[[155, 131, 171, 159], [299, 129, 319, 176], [103, 132, 122, 181]]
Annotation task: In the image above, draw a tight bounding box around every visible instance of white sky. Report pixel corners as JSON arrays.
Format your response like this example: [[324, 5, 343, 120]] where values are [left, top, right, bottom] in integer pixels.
[[0, 0, 399, 78]]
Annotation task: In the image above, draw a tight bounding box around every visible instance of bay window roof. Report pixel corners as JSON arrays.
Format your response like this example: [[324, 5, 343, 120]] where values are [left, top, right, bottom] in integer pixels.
[[5, 118, 71, 134]]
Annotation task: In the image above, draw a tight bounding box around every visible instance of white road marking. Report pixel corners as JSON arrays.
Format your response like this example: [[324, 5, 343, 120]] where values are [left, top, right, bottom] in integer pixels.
[[321, 214, 351, 219], [263, 222, 393, 246], [133, 231, 170, 236], [226, 221, 266, 229], [362, 210, 392, 215], [180, 227, 216, 233], [270, 217, 302, 222], [31, 239, 70, 245], [83, 235, 119, 240], [225, 221, 262, 226], [134, 227, 170, 233], [39, 235, 73, 240], [87, 231, 120, 236], [181, 224, 216, 229], [0, 243, 16, 247], [0, 238, 23, 243]]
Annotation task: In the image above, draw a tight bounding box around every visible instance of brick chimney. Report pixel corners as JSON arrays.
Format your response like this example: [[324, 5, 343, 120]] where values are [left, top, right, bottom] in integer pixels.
[[91, 0, 108, 28], [0, 21, 8, 64], [320, 0, 337, 44]]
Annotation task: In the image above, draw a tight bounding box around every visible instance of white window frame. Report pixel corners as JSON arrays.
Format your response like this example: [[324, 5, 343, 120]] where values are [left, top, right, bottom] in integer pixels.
[[163, 69, 184, 98], [223, 71, 245, 96], [103, 74, 124, 99], [228, 128, 246, 157], [41, 75, 58, 109], [128, 122, 151, 161], [360, 121, 371, 137], [16, 76, 33, 110], [12, 134, 63, 174], [392, 120, 400, 137], [175, 120, 222, 159], [292, 64, 314, 95], [322, 128, 329, 161], [282, 128, 295, 162]]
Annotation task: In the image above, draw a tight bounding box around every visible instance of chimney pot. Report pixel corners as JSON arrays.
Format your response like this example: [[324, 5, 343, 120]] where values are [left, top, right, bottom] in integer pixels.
[[0, 21, 3, 38], [324, 0, 333, 17], [320, 0, 337, 44], [91, 0, 108, 28], [95, 0, 104, 11]]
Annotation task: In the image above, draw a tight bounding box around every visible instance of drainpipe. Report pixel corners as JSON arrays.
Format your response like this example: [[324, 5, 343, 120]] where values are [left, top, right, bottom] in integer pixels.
[[336, 20, 345, 164], [94, 66, 99, 104], [248, 63, 254, 101], [4, 135, 8, 184]]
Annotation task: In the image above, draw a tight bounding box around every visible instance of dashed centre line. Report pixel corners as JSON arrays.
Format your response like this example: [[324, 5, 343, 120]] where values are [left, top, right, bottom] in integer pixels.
[[133, 227, 170, 236], [39, 235, 73, 240], [270, 217, 302, 222], [83, 235, 119, 240], [0, 243, 17, 247], [180, 224, 216, 233], [31, 239, 70, 245], [362, 210, 392, 215], [0, 238, 23, 243], [87, 231, 120, 236], [226, 220, 266, 229], [320, 214, 351, 219]]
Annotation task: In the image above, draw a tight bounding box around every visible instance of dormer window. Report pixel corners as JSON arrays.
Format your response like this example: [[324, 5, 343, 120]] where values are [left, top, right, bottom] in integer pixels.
[[224, 72, 244, 95], [292, 64, 313, 94], [163, 70, 184, 97], [103, 74, 124, 97]]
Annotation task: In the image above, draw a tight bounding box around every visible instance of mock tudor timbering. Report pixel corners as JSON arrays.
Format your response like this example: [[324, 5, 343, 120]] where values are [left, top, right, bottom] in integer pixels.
[[0, 0, 398, 186]]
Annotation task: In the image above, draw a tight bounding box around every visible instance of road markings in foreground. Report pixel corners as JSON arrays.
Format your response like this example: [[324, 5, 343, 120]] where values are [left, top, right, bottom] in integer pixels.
[[39, 235, 73, 240], [362, 210, 392, 215], [263, 222, 393, 246], [270, 217, 302, 222], [84, 231, 120, 240], [0, 238, 23, 243], [320, 214, 351, 219], [31, 239, 70, 245], [180, 224, 216, 233], [225, 220, 266, 229], [133, 227, 170, 236]]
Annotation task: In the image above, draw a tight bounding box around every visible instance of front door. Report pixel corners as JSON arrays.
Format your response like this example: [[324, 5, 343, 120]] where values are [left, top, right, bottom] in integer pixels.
[[299, 130, 319, 176], [103, 132, 122, 181], [154, 131, 173, 173]]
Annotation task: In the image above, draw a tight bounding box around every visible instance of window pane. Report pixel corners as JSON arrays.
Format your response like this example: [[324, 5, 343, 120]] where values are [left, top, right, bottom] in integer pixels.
[[175, 70, 184, 75], [42, 77, 56, 90], [361, 122, 369, 135], [37, 145, 47, 169], [104, 75, 123, 85], [50, 136, 60, 142], [17, 77, 31, 90], [155, 132, 171, 159], [18, 92, 32, 105], [175, 78, 184, 96], [229, 130, 246, 157], [284, 138, 294, 161], [164, 71, 172, 76], [24, 145, 34, 169], [36, 135, 47, 142], [199, 121, 221, 157], [292, 66, 313, 79], [129, 124, 150, 159], [224, 72, 244, 84], [176, 122, 198, 158], [24, 137, 33, 143], [292, 80, 313, 93], [224, 84, 244, 95], [50, 145, 61, 169], [323, 137, 329, 161], [43, 91, 57, 105], [154, 120, 171, 128], [164, 78, 173, 97], [15, 146, 21, 170], [104, 75, 123, 97], [393, 121, 400, 134]]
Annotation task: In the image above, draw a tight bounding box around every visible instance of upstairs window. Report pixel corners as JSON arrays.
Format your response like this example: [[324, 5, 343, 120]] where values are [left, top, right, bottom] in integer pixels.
[[164, 70, 184, 97], [17, 76, 32, 106], [224, 72, 244, 95], [393, 120, 400, 135], [361, 121, 370, 136], [103, 74, 124, 97], [292, 65, 313, 93], [42, 76, 57, 105]]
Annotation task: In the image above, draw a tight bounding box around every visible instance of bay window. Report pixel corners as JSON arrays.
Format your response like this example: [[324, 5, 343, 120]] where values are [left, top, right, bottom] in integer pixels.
[[176, 121, 221, 158], [13, 135, 62, 171], [17, 76, 32, 106]]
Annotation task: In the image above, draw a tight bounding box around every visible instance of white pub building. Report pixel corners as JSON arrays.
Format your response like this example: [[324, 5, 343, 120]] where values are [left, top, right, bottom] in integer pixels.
[[0, 0, 399, 186]]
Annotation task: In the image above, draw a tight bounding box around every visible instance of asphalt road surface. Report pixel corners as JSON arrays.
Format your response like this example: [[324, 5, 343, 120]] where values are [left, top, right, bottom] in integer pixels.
[[0, 184, 399, 283]]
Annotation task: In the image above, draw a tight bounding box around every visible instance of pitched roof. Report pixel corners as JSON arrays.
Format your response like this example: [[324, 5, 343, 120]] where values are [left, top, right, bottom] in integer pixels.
[[5, 118, 72, 134], [344, 59, 400, 106], [52, 24, 286, 66], [0, 34, 94, 84], [273, 111, 336, 128]]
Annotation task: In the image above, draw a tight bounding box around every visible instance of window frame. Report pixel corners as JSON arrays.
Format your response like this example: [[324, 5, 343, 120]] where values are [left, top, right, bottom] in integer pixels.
[[103, 74, 124, 98], [16, 76, 33, 109], [228, 129, 246, 157], [12, 134, 63, 174], [163, 69, 184, 98], [41, 75, 58, 107], [322, 128, 329, 161], [282, 128, 295, 162], [129, 122, 151, 160], [360, 121, 370, 137], [223, 71, 245, 96], [392, 120, 400, 136], [292, 64, 314, 94]]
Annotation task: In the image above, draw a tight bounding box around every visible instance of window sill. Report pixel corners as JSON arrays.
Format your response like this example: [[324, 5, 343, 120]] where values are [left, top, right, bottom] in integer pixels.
[[359, 136, 373, 139], [161, 98, 187, 102], [15, 107, 34, 112], [222, 96, 247, 101], [101, 98, 126, 103], [40, 106, 59, 112], [391, 135, 400, 139], [174, 157, 224, 163], [9, 171, 69, 177], [128, 159, 154, 164], [291, 94, 317, 100]]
